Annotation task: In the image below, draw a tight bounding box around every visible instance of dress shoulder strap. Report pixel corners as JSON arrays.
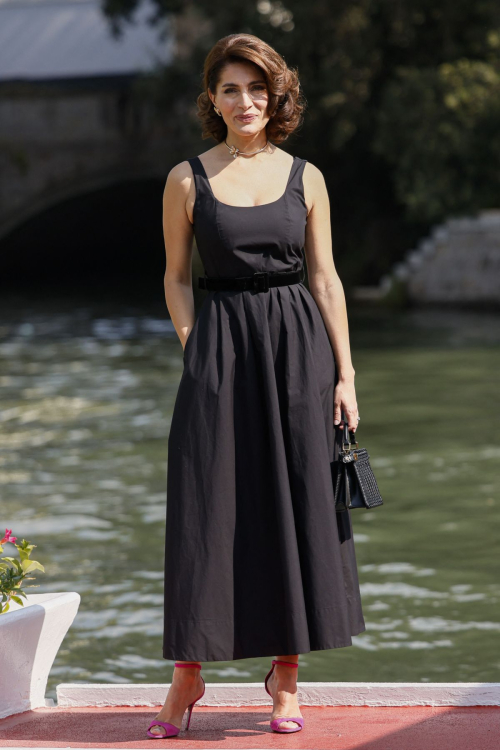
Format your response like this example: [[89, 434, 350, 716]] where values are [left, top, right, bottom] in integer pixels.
[[286, 157, 307, 202], [187, 156, 211, 202], [187, 156, 206, 177], [288, 156, 307, 185]]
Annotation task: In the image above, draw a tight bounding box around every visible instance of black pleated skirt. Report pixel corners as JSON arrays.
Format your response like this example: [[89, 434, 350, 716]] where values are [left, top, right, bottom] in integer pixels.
[[163, 282, 366, 662]]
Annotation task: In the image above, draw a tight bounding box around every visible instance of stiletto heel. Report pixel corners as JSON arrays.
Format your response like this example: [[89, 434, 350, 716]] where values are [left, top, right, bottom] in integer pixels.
[[147, 661, 205, 738], [264, 659, 304, 733]]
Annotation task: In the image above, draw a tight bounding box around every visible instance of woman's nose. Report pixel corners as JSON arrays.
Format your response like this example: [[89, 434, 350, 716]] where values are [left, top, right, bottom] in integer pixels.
[[239, 91, 255, 106]]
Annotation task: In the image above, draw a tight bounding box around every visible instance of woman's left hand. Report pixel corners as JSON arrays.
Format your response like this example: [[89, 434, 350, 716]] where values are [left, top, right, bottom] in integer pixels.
[[333, 379, 359, 432]]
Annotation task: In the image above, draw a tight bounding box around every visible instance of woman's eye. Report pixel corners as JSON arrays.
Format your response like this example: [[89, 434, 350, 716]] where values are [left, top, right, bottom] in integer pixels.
[[224, 86, 266, 93]]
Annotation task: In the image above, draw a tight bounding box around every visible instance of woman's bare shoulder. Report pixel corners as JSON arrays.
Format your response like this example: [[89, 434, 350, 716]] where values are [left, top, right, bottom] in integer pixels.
[[164, 146, 220, 188], [163, 160, 201, 211], [303, 159, 326, 185], [165, 159, 194, 188], [303, 159, 328, 205]]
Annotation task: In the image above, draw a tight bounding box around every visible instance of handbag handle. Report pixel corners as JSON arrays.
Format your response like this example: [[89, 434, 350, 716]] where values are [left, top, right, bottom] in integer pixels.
[[340, 409, 358, 450]]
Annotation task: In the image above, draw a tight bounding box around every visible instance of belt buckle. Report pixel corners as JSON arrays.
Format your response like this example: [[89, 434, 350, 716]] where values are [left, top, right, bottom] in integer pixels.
[[253, 271, 270, 292]]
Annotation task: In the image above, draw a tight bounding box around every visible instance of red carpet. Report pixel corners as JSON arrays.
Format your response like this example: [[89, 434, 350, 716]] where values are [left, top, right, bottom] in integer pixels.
[[0, 705, 499, 749]]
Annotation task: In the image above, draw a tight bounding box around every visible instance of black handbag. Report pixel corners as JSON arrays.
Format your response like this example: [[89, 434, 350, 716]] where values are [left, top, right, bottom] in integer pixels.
[[331, 410, 383, 511]]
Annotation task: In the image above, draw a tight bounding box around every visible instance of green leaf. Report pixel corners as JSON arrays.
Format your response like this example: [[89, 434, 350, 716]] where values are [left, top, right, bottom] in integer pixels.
[[22, 561, 45, 574]]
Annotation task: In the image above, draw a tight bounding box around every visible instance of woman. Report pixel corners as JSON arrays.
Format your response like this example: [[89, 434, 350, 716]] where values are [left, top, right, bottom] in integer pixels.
[[147, 33, 365, 739]]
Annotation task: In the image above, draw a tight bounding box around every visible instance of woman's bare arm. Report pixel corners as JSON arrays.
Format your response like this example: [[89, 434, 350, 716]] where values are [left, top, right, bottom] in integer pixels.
[[302, 162, 359, 433], [162, 161, 197, 350]]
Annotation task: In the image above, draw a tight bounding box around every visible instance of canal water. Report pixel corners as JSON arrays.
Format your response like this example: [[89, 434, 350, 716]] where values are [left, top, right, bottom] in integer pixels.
[[1, 297, 498, 700]]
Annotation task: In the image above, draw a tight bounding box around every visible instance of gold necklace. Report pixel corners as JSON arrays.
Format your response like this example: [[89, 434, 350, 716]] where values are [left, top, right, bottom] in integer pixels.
[[224, 139, 270, 159]]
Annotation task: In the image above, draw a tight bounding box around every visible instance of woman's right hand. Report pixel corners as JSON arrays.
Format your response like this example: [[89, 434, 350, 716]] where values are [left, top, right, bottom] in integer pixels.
[[333, 378, 359, 433]]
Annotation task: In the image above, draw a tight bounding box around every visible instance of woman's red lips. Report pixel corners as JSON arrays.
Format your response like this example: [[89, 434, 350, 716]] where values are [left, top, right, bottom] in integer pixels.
[[236, 115, 255, 120]]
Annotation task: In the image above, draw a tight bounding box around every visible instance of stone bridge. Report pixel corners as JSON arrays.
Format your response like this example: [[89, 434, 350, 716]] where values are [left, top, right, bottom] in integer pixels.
[[0, 81, 172, 242]]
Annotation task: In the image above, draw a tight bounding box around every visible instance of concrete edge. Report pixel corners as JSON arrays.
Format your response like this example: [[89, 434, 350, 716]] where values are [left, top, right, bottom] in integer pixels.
[[56, 682, 500, 707]]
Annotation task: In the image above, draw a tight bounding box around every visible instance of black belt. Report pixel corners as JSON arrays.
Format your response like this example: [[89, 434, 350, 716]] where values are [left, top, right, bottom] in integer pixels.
[[198, 267, 305, 293]]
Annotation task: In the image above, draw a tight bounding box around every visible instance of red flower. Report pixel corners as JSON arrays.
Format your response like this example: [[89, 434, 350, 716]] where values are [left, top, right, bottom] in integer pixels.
[[0, 528, 17, 545]]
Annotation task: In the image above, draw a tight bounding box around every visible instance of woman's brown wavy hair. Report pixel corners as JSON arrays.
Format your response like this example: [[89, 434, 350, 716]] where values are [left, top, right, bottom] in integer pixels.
[[196, 33, 306, 144]]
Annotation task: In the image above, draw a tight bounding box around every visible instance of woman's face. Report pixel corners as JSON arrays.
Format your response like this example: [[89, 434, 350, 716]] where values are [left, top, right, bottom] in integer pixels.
[[210, 62, 272, 136]]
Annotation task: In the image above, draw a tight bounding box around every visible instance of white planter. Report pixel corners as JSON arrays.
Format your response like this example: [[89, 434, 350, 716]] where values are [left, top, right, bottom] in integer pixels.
[[0, 591, 80, 719]]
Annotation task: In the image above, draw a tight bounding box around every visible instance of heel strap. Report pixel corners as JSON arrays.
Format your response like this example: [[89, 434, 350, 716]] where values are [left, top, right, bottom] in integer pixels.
[[174, 661, 202, 669], [272, 659, 298, 668]]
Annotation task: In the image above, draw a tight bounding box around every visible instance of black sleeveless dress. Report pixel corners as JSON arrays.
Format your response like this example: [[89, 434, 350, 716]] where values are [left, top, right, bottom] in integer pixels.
[[163, 154, 366, 662]]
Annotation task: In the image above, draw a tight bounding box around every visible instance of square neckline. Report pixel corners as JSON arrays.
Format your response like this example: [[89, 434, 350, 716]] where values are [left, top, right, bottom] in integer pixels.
[[195, 155, 296, 209]]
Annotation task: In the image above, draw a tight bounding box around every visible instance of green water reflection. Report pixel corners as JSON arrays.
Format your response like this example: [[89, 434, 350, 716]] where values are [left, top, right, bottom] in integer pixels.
[[0, 304, 499, 698]]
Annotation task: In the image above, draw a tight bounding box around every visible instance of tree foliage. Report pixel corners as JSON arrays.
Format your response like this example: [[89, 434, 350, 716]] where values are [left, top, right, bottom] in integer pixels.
[[102, 0, 500, 282]]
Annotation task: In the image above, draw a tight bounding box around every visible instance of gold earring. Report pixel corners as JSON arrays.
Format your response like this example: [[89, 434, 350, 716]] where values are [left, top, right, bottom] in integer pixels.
[[213, 105, 222, 116]]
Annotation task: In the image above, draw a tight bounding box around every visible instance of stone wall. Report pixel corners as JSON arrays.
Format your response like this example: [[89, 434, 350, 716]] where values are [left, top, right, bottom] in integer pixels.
[[379, 210, 500, 305], [0, 80, 175, 241]]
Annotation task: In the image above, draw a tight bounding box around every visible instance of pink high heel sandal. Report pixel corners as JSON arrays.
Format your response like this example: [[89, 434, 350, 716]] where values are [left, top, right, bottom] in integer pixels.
[[147, 662, 205, 738], [264, 659, 304, 733]]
